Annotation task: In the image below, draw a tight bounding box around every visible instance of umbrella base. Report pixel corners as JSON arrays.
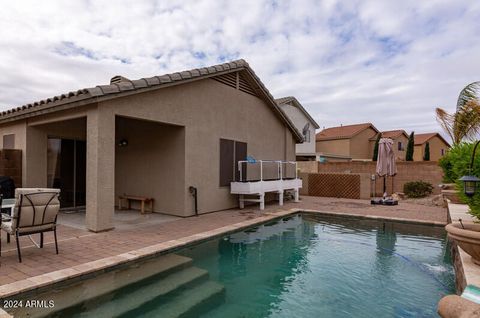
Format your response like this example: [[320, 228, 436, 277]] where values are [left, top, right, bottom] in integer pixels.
[[371, 198, 399, 206]]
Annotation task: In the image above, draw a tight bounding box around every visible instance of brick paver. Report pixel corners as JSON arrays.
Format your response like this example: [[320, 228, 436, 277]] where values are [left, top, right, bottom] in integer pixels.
[[0, 196, 447, 290]]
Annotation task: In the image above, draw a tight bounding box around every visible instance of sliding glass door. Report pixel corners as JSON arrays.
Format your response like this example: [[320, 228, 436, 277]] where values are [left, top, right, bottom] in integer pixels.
[[47, 138, 86, 209]]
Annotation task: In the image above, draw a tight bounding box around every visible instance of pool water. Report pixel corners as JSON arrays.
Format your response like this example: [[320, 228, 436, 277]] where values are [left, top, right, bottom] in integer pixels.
[[40, 213, 454, 318], [179, 214, 455, 318]]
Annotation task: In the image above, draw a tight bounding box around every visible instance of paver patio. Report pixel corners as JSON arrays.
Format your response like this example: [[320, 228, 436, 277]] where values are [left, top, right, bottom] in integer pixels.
[[0, 196, 447, 295]]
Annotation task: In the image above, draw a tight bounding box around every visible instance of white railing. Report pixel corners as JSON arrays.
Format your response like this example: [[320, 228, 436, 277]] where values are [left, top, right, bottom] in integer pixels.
[[237, 160, 298, 182]]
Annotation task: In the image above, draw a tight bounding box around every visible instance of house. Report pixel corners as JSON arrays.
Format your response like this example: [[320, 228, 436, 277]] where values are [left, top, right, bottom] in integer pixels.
[[369, 130, 409, 161], [315, 123, 379, 160], [0, 59, 302, 232], [413, 133, 450, 161], [276, 96, 320, 160]]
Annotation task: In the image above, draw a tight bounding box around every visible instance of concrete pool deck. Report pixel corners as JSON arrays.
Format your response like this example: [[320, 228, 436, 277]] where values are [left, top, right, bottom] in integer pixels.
[[0, 196, 448, 302]]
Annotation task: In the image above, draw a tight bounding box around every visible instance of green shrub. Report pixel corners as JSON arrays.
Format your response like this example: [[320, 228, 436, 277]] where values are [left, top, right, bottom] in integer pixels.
[[404, 181, 434, 198], [423, 142, 430, 161], [438, 142, 480, 220], [438, 142, 475, 183], [406, 132, 415, 161]]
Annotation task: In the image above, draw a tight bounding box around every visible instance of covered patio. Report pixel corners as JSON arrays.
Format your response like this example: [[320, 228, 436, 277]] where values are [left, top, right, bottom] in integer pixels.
[[21, 112, 186, 232]]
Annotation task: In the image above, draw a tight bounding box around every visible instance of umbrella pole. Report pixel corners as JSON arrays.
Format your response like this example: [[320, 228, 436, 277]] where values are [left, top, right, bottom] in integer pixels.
[[383, 176, 387, 198]]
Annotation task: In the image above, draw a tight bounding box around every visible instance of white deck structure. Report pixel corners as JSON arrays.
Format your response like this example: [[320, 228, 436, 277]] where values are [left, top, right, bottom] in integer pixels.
[[230, 160, 302, 210]]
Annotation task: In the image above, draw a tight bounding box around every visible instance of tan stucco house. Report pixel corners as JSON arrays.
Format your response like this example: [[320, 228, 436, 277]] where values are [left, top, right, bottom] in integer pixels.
[[276, 96, 319, 160], [315, 123, 379, 161], [0, 59, 302, 232], [369, 130, 409, 161], [413, 133, 450, 161]]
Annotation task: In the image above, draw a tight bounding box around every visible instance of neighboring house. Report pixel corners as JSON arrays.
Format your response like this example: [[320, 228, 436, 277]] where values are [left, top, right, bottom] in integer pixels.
[[276, 96, 320, 160], [0, 59, 302, 232], [369, 130, 409, 161], [413, 133, 450, 161], [315, 123, 379, 160]]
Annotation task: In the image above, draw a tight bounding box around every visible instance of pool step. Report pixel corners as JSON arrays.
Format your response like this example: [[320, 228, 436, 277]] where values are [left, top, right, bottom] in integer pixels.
[[80, 266, 211, 318], [11, 254, 194, 318], [134, 280, 226, 318]]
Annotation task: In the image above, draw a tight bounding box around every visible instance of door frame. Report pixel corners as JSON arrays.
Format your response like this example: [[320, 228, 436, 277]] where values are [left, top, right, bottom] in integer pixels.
[[47, 136, 87, 210]]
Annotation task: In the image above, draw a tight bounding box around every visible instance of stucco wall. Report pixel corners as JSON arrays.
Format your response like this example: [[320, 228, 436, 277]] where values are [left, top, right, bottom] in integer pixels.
[[349, 127, 377, 159], [414, 136, 449, 161], [0, 108, 89, 188], [100, 78, 295, 216], [27, 117, 87, 188], [0, 77, 297, 221], [316, 139, 350, 156], [413, 145, 423, 161], [115, 117, 185, 215], [279, 103, 316, 155], [393, 135, 408, 161]]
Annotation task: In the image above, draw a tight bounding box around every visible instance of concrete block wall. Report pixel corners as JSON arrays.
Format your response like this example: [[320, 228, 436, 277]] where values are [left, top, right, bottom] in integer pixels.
[[317, 161, 443, 195], [297, 161, 318, 174], [300, 172, 370, 199]]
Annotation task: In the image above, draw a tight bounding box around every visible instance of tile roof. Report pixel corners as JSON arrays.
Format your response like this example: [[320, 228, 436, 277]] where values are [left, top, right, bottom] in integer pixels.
[[316, 123, 378, 141], [369, 129, 409, 141], [0, 59, 303, 142], [414, 133, 450, 146], [275, 96, 320, 129], [381, 130, 408, 139]]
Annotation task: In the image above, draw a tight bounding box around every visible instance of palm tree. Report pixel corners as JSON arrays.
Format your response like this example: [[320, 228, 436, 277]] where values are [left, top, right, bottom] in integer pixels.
[[436, 81, 480, 145]]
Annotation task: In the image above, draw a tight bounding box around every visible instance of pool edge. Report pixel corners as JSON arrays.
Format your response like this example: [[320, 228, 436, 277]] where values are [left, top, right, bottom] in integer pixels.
[[0, 207, 447, 301]]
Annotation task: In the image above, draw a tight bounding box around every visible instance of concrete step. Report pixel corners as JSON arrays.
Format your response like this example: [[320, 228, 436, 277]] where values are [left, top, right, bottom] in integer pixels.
[[14, 254, 194, 318], [80, 266, 210, 318], [136, 280, 226, 318]]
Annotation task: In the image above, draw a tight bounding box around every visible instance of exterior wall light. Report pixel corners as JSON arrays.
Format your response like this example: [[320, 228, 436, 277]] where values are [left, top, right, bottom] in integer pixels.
[[118, 139, 128, 147], [460, 140, 480, 197]]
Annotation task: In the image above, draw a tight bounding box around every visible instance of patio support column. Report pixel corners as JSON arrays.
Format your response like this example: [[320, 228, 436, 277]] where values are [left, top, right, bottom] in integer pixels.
[[86, 108, 115, 232]]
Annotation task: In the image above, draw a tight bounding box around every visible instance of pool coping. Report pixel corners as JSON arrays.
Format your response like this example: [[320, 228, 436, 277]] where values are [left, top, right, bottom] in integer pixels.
[[0, 207, 447, 304]]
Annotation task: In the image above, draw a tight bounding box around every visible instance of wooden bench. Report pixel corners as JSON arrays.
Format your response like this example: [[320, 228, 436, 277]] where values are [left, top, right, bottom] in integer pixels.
[[118, 195, 154, 214]]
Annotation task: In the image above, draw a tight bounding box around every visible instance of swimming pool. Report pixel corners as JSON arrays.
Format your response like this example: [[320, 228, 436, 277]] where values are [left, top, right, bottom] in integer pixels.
[[179, 214, 455, 318], [25, 213, 455, 317]]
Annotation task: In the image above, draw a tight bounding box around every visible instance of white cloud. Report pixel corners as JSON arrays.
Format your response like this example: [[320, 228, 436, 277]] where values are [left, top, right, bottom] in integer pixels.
[[0, 0, 479, 138]]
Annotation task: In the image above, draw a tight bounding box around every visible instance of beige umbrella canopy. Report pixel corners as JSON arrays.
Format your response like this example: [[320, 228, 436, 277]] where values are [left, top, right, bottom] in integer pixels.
[[375, 138, 397, 199], [376, 138, 397, 177]]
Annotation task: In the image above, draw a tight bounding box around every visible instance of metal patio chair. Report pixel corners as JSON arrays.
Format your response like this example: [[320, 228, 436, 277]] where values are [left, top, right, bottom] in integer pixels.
[[0, 188, 61, 262]]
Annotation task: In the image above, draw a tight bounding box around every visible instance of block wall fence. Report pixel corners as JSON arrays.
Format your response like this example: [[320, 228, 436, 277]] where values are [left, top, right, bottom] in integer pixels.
[[298, 161, 443, 198]]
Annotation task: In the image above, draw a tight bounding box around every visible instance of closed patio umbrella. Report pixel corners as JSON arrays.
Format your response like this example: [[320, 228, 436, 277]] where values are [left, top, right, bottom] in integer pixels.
[[376, 138, 397, 198]]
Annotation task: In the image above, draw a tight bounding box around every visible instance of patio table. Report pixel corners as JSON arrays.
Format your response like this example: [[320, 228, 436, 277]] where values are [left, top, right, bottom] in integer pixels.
[[1, 199, 15, 246], [1, 198, 15, 216], [0, 198, 44, 249]]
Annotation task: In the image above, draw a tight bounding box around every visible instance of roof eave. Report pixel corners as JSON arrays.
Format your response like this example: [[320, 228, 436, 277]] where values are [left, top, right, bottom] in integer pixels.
[[0, 60, 305, 143], [277, 96, 320, 129]]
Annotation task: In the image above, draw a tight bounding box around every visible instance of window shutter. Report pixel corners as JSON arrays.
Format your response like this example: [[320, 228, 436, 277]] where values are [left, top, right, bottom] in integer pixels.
[[235, 141, 247, 181], [219, 139, 234, 186]]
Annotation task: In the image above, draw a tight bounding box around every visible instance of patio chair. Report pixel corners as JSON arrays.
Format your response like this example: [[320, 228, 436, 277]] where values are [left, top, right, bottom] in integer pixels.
[[0, 188, 60, 262]]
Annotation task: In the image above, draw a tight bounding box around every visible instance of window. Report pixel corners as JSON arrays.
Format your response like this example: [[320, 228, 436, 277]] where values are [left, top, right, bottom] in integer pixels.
[[398, 141, 404, 151], [302, 123, 310, 142], [3, 134, 15, 149], [441, 149, 445, 156], [303, 129, 310, 142], [219, 139, 247, 186]]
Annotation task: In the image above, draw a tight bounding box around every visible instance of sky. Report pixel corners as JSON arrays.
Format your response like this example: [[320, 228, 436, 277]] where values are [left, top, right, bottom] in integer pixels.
[[1, 0, 479, 137]]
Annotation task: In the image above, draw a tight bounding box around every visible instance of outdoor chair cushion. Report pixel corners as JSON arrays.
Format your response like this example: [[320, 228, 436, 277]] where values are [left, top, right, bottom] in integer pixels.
[[1, 221, 55, 234], [10, 188, 60, 232]]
